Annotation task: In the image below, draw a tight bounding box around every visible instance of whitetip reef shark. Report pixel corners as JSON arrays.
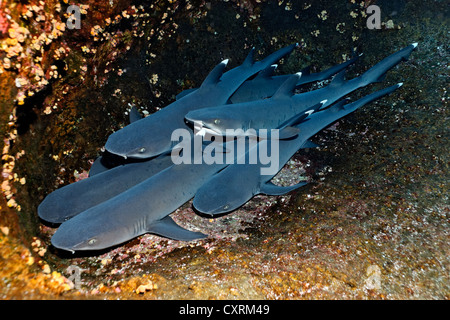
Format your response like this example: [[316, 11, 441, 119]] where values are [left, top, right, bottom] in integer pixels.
[[192, 83, 403, 216], [41, 43, 417, 252], [49, 139, 252, 252], [104, 44, 297, 160], [185, 43, 417, 138], [39, 55, 360, 225], [50, 100, 319, 252], [175, 51, 360, 104]]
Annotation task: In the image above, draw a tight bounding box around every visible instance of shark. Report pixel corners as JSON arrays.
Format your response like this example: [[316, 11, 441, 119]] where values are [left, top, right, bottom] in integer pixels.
[[38, 153, 175, 224], [40, 57, 343, 224], [49, 105, 320, 252], [192, 83, 403, 216], [49, 140, 239, 252], [175, 51, 360, 104], [103, 44, 297, 160], [184, 43, 417, 138]]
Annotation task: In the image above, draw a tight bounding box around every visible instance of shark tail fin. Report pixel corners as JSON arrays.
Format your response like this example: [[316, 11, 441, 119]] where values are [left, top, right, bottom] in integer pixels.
[[200, 59, 229, 88], [345, 83, 403, 112], [360, 43, 418, 86], [272, 72, 302, 99]]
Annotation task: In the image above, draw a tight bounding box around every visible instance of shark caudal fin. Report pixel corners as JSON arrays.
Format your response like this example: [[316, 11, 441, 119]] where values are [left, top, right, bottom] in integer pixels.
[[360, 43, 418, 86], [344, 82, 403, 113]]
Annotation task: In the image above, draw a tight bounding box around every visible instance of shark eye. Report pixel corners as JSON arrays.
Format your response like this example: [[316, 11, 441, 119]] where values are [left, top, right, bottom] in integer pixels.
[[138, 147, 146, 153], [214, 119, 221, 125], [88, 238, 97, 245]]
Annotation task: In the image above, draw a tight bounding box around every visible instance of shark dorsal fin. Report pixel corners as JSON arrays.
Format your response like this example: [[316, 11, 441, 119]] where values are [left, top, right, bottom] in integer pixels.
[[129, 105, 143, 123], [200, 59, 229, 88], [255, 64, 277, 79], [330, 69, 346, 87], [272, 72, 302, 99]]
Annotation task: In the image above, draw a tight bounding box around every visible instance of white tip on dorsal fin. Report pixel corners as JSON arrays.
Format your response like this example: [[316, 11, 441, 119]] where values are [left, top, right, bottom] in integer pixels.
[[411, 42, 418, 48], [272, 72, 301, 99], [256, 64, 278, 79], [200, 59, 228, 88]]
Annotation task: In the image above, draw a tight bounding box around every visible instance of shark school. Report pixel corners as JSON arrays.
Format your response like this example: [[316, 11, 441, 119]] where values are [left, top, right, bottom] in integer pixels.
[[170, 127, 280, 175]]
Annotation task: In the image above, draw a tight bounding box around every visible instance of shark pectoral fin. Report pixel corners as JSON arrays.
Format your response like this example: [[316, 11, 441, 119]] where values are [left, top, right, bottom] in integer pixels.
[[148, 216, 207, 241], [301, 140, 320, 149], [260, 181, 308, 196], [129, 105, 143, 123], [176, 88, 198, 100], [200, 59, 229, 88], [278, 126, 301, 139]]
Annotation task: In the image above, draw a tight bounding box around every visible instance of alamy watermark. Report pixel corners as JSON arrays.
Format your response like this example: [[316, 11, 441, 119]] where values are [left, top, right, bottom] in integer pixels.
[[366, 5, 381, 30], [67, 265, 82, 289], [170, 128, 280, 175], [66, 5, 81, 30]]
